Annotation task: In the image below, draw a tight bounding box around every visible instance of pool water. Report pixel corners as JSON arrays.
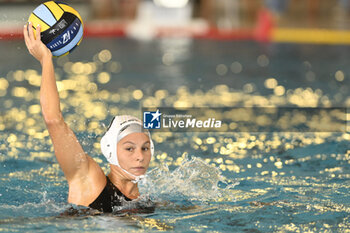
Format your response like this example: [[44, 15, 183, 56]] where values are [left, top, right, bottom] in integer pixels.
[[0, 38, 349, 232]]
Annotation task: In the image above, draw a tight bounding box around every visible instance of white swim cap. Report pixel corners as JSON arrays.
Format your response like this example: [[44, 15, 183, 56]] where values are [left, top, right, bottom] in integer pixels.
[[100, 115, 154, 183]]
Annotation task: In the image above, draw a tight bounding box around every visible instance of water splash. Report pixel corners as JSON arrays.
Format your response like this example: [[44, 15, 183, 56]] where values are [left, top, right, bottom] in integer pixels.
[[139, 155, 239, 203]]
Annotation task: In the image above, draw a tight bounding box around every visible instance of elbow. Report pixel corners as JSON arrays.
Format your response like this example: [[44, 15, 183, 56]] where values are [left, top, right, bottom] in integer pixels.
[[42, 110, 64, 126], [40, 100, 63, 125], [44, 117, 63, 126]]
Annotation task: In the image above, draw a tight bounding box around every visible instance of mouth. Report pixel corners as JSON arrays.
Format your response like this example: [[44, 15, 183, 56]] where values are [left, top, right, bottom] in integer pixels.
[[131, 167, 146, 172]]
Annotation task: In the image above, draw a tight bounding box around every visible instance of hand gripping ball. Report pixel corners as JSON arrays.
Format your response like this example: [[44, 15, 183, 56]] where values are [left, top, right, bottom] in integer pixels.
[[28, 1, 84, 57]]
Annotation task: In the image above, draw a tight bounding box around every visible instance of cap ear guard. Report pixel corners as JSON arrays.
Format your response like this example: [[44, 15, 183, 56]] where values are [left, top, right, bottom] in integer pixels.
[[100, 127, 119, 166], [149, 136, 155, 158]]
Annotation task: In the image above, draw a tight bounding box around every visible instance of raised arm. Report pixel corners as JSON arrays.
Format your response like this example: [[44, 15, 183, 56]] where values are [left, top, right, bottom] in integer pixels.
[[23, 23, 102, 186]]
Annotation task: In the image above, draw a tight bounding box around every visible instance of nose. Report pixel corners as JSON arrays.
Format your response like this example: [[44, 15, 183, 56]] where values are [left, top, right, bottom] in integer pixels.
[[135, 148, 144, 162]]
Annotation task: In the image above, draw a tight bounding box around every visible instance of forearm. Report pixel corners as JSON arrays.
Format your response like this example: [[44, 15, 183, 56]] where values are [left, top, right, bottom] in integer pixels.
[[40, 56, 62, 121]]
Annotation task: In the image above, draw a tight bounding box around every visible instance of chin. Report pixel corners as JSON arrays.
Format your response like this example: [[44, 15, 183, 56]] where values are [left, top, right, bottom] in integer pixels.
[[133, 171, 146, 176], [130, 167, 147, 176]]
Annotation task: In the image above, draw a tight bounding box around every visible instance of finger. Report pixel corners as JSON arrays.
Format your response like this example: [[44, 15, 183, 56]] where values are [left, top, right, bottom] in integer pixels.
[[23, 24, 28, 41], [27, 22, 34, 41], [23, 24, 30, 48], [35, 24, 41, 41]]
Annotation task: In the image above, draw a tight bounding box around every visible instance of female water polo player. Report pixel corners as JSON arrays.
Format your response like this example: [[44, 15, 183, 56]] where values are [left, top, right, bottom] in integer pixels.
[[23, 23, 154, 213]]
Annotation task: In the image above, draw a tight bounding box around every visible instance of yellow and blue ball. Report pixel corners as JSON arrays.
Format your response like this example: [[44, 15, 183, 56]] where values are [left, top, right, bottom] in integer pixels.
[[28, 1, 83, 57]]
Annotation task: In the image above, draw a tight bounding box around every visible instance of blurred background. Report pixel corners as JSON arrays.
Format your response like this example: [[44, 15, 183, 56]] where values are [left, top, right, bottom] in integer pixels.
[[1, 0, 350, 42]]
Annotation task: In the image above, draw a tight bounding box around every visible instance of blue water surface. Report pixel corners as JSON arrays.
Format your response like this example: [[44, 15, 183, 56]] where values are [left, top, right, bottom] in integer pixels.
[[0, 38, 349, 232]]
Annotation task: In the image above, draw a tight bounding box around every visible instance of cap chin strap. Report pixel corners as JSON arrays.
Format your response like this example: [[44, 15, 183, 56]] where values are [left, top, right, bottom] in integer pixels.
[[119, 166, 146, 184]]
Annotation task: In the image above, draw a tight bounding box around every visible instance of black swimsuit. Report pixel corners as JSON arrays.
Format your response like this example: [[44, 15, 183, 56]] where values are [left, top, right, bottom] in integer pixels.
[[89, 176, 132, 213]]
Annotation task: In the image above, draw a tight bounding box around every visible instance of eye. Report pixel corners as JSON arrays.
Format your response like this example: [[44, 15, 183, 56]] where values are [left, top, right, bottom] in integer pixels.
[[125, 147, 134, 152], [142, 146, 149, 151]]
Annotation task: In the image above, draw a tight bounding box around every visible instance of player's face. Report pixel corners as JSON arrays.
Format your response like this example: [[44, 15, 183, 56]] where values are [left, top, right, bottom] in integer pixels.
[[117, 133, 151, 176]]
